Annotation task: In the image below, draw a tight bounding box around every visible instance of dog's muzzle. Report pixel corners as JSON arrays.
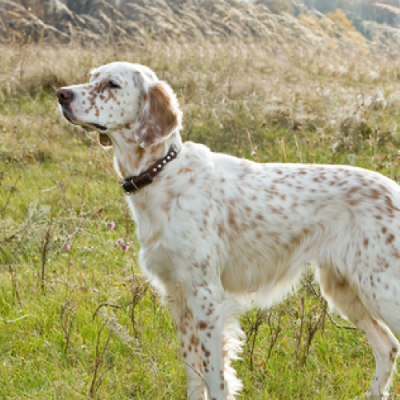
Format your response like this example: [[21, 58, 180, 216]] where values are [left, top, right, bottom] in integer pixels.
[[57, 88, 74, 107]]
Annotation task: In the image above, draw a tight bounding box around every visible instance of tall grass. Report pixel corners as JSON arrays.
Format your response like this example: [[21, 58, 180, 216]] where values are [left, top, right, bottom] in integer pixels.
[[1, 39, 400, 399]]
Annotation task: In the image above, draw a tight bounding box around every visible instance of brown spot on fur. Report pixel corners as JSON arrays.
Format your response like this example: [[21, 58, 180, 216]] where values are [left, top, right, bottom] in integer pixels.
[[385, 195, 400, 213], [190, 334, 199, 346], [370, 188, 380, 200], [386, 234, 395, 245], [198, 321, 208, 330], [390, 347, 398, 362], [218, 223, 225, 238], [393, 249, 400, 259], [228, 209, 238, 231]]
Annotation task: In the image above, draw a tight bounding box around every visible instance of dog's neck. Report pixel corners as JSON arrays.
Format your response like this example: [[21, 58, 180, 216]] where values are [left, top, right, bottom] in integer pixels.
[[111, 126, 183, 180]]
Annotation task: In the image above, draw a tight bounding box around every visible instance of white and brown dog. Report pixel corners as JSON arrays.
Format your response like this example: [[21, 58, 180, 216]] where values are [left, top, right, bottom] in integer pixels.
[[58, 62, 400, 400]]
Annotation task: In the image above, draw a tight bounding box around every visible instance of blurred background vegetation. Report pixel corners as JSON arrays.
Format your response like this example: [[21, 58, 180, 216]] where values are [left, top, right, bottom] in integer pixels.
[[1, 0, 400, 54]]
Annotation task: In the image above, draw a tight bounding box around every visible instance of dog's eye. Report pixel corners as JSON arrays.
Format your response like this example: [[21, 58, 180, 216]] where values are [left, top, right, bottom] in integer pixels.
[[107, 80, 121, 89]]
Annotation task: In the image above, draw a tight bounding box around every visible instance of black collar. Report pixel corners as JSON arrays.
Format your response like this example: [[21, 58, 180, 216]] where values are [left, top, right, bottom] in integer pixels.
[[121, 146, 178, 194]]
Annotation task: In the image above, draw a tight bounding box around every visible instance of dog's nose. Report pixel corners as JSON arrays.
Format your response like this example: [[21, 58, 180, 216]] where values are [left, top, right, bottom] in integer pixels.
[[57, 88, 74, 106]]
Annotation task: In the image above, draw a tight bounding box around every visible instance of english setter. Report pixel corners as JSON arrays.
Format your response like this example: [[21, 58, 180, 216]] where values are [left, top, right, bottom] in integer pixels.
[[57, 62, 400, 400]]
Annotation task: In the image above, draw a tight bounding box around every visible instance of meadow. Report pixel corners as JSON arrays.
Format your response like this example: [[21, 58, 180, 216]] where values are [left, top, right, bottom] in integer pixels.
[[1, 39, 400, 399]]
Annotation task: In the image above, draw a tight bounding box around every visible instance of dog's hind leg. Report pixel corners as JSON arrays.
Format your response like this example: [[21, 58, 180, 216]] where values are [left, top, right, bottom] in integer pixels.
[[318, 267, 399, 400]]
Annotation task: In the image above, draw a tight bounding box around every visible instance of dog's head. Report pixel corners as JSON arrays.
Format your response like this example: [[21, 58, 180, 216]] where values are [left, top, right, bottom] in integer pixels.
[[57, 62, 182, 148]]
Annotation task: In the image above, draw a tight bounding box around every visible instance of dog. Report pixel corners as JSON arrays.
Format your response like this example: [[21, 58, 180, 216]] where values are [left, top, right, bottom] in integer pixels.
[[57, 62, 400, 400]]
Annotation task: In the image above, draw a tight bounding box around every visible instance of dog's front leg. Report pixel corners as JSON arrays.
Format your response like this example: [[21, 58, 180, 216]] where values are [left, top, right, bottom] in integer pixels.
[[166, 284, 206, 400], [189, 285, 228, 400]]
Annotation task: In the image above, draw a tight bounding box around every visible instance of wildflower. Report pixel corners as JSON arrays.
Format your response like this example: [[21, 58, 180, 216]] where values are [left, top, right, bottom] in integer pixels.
[[115, 238, 124, 248], [121, 242, 130, 252], [108, 221, 115, 229], [63, 243, 70, 250]]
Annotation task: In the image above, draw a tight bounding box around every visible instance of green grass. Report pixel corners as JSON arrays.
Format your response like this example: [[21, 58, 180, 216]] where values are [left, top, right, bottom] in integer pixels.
[[2, 42, 400, 399]]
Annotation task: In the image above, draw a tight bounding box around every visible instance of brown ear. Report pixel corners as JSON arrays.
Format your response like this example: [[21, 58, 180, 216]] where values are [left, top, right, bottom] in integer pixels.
[[134, 81, 182, 148]]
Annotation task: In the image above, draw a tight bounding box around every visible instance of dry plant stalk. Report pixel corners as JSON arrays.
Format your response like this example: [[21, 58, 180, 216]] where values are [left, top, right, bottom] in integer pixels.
[[244, 308, 269, 371], [89, 323, 112, 399], [60, 299, 77, 356], [39, 219, 53, 294]]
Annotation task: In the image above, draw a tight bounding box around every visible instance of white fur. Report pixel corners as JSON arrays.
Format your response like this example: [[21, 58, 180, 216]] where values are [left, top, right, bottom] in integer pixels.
[[59, 62, 400, 400]]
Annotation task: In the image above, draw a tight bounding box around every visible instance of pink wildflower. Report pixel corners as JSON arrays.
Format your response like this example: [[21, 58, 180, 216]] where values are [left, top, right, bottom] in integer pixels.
[[108, 221, 115, 229], [115, 238, 124, 248], [63, 243, 70, 250], [121, 242, 130, 252]]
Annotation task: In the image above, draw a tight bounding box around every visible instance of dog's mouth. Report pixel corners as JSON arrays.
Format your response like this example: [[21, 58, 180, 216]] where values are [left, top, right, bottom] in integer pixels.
[[61, 109, 111, 145], [62, 110, 74, 123]]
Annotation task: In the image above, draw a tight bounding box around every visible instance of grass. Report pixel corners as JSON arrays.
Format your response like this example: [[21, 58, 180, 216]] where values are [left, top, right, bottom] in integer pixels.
[[1, 40, 400, 399]]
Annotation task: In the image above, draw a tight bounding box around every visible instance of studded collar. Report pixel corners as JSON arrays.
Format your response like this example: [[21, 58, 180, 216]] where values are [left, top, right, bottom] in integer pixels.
[[121, 146, 178, 194]]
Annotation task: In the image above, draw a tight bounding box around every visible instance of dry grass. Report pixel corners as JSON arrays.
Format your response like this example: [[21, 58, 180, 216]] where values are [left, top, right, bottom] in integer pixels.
[[2, 40, 400, 158], [3, 0, 400, 55]]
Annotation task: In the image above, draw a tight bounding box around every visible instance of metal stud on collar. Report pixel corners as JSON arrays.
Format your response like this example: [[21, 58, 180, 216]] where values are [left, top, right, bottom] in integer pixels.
[[121, 146, 178, 194]]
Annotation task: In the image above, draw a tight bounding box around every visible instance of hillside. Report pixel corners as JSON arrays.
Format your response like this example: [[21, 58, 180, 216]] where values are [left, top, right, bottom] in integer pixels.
[[1, 0, 400, 56]]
